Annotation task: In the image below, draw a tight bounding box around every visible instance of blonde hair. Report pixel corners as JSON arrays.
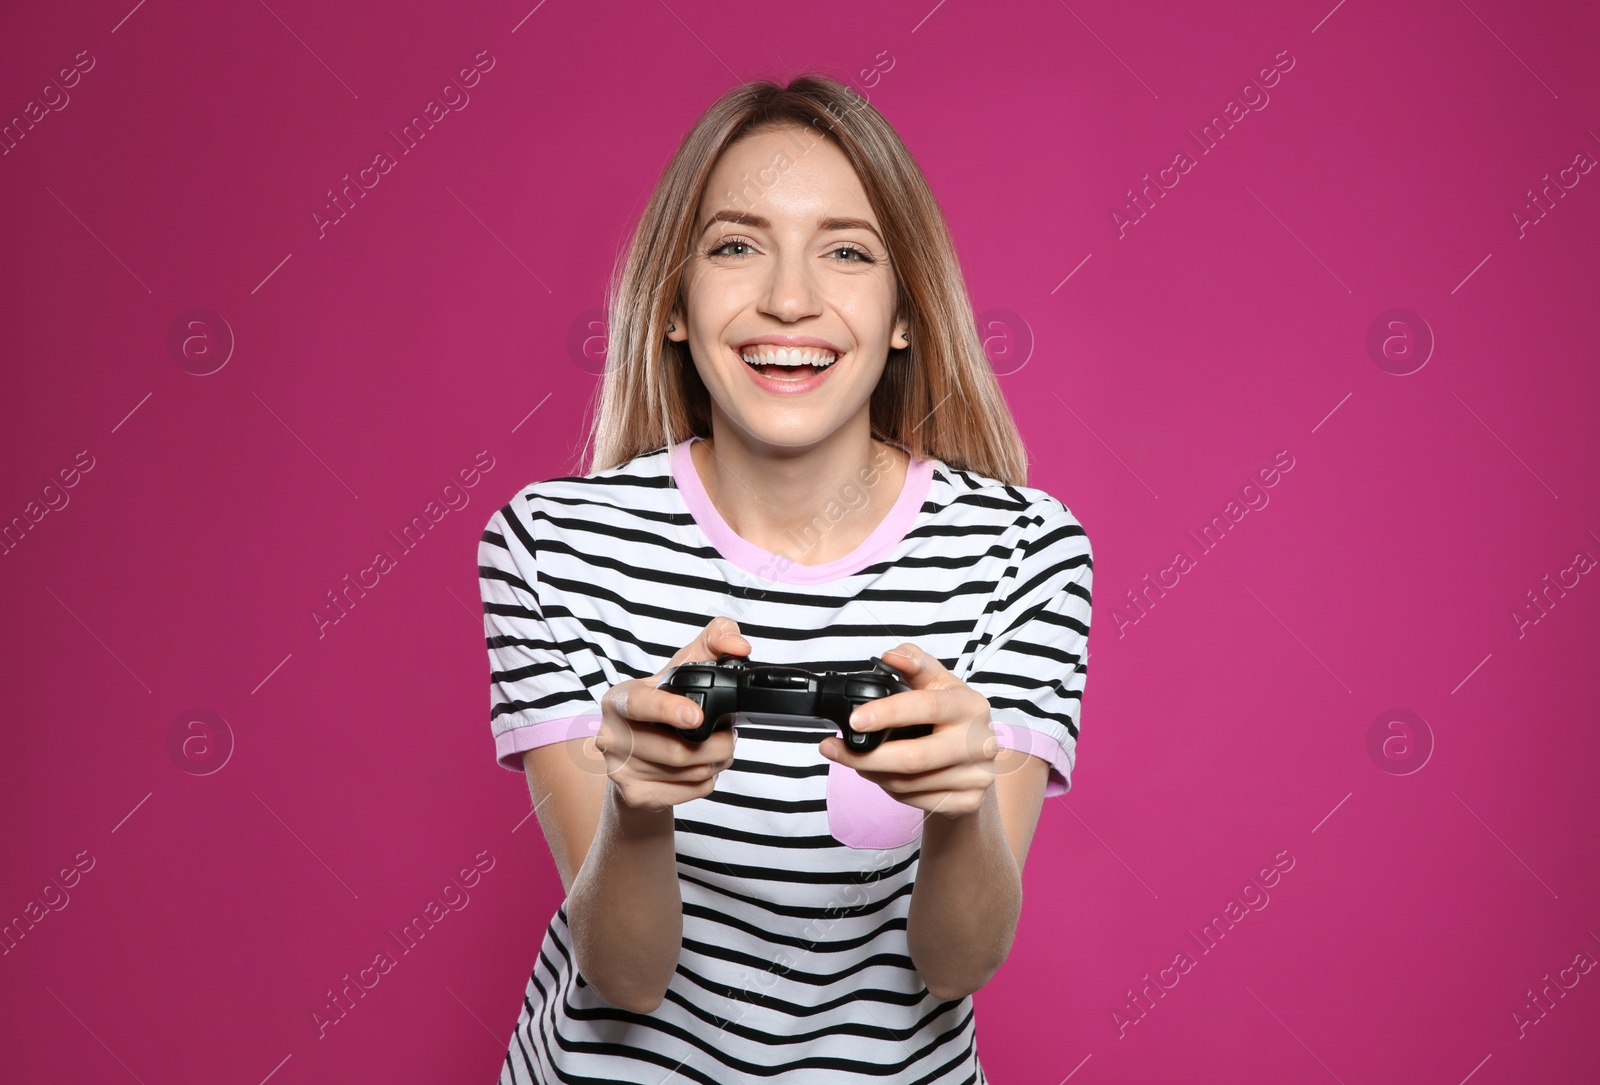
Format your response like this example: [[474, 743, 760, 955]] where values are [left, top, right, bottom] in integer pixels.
[[579, 73, 1028, 485]]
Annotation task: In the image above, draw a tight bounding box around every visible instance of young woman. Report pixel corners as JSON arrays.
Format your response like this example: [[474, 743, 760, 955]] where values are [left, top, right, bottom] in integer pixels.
[[478, 73, 1093, 1084]]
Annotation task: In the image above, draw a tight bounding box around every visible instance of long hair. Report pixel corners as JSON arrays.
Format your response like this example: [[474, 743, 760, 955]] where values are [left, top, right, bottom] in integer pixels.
[[578, 73, 1029, 485]]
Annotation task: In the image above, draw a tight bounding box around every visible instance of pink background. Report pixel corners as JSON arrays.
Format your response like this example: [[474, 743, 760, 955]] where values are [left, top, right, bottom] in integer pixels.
[[4, 0, 1598, 1081]]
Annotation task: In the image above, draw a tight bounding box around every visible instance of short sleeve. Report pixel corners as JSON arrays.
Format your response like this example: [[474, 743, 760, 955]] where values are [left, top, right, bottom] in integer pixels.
[[965, 498, 1093, 798], [478, 497, 606, 772]]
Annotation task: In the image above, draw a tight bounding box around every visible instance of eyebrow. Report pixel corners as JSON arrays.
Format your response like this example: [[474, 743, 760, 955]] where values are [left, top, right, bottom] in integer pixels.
[[698, 209, 884, 244]]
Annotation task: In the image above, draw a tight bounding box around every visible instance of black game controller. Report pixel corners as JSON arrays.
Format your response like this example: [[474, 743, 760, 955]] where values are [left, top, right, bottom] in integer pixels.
[[656, 654, 934, 752]]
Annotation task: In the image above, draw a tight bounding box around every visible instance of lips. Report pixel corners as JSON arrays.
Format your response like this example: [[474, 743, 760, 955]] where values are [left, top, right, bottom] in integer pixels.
[[739, 345, 840, 380], [736, 352, 838, 377], [736, 345, 842, 394]]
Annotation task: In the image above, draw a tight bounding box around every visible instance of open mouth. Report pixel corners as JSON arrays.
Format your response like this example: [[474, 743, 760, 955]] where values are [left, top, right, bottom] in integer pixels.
[[739, 346, 840, 382]]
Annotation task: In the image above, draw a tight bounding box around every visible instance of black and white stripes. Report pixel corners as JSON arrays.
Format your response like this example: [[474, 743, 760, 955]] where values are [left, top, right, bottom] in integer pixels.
[[480, 437, 1091, 1082]]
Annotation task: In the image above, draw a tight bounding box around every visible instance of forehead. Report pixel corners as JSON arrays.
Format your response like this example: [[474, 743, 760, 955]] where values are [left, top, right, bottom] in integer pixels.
[[696, 124, 876, 231]]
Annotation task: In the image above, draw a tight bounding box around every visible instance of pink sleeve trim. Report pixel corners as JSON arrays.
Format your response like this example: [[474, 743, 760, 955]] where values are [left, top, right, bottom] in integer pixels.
[[989, 720, 1074, 797], [495, 714, 604, 772]]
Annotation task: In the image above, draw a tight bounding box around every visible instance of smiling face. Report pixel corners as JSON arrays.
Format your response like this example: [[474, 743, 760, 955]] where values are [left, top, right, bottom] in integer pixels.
[[667, 123, 909, 454]]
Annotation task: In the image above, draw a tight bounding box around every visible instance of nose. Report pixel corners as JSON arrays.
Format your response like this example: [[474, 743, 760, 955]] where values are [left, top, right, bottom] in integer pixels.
[[757, 248, 823, 324]]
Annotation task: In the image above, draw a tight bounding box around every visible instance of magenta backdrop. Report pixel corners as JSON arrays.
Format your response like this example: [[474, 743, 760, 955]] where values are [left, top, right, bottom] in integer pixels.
[[4, 1, 1598, 1082]]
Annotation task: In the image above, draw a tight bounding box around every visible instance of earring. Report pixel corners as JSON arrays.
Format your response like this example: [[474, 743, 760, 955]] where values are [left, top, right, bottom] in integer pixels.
[[668, 323, 676, 333]]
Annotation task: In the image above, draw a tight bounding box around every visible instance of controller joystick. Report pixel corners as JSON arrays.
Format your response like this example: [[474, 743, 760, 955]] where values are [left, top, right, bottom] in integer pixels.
[[656, 654, 933, 752]]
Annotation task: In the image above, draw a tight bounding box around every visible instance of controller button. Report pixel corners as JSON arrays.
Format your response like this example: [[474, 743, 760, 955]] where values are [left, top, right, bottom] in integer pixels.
[[846, 679, 886, 699], [752, 668, 812, 690]]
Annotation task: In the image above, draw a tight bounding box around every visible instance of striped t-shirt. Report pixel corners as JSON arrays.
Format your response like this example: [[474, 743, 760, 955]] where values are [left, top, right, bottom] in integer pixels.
[[478, 434, 1093, 1084]]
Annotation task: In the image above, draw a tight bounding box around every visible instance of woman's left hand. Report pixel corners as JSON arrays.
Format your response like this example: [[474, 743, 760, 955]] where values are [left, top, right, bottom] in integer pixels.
[[819, 643, 998, 820]]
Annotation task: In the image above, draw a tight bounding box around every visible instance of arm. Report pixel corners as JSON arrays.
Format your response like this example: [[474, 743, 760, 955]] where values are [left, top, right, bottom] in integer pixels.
[[832, 499, 1092, 999], [820, 648, 1054, 1002], [512, 619, 751, 1013], [482, 500, 749, 1012], [524, 743, 682, 1013], [906, 748, 1049, 1000]]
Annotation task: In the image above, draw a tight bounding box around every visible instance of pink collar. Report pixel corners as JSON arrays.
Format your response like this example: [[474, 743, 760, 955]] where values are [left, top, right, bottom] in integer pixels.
[[668, 436, 934, 585]]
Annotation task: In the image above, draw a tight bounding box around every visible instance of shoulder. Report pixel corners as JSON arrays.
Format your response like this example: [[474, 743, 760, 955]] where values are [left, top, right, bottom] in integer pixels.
[[479, 445, 676, 541], [930, 460, 1092, 563]]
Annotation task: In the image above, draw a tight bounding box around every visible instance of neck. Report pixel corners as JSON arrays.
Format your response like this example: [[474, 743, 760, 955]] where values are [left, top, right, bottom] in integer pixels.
[[688, 423, 910, 566]]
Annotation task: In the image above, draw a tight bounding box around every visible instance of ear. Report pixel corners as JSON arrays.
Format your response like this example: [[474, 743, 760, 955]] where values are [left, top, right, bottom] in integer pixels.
[[665, 305, 688, 343], [891, 322, 910, 351]]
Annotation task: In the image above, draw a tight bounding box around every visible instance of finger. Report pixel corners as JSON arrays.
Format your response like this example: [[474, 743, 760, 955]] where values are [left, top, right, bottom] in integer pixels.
[[879, 643, 952, 687], [660, 640, 707, 675], [617, 742, 736, 787], [845, 686, 957, 735], [619, 777, 720, 811], [631, 722, 735, 765], [658, 617, 750, 677], [657, 630, 713, 676], [624, 716, 710, 768], [627, 753, 737, 784], [853, 758, 998, 794], [828, 718, 996, 768], [706, 615, 751, 656], [824, 726, 955, 775], [598, 678, 722, 777], [617, 678, 709, 732]]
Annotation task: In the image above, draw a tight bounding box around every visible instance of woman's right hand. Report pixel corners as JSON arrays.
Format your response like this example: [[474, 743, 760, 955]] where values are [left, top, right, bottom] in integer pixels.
[[594, 616, 750, 812]]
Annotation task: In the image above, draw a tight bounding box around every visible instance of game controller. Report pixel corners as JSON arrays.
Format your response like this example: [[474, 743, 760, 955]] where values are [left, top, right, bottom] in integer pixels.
[[656, 654, 934, 752]]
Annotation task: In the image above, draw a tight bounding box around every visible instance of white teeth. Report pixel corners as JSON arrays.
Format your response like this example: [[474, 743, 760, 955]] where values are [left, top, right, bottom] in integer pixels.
[[739, 346, 839, 368]]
